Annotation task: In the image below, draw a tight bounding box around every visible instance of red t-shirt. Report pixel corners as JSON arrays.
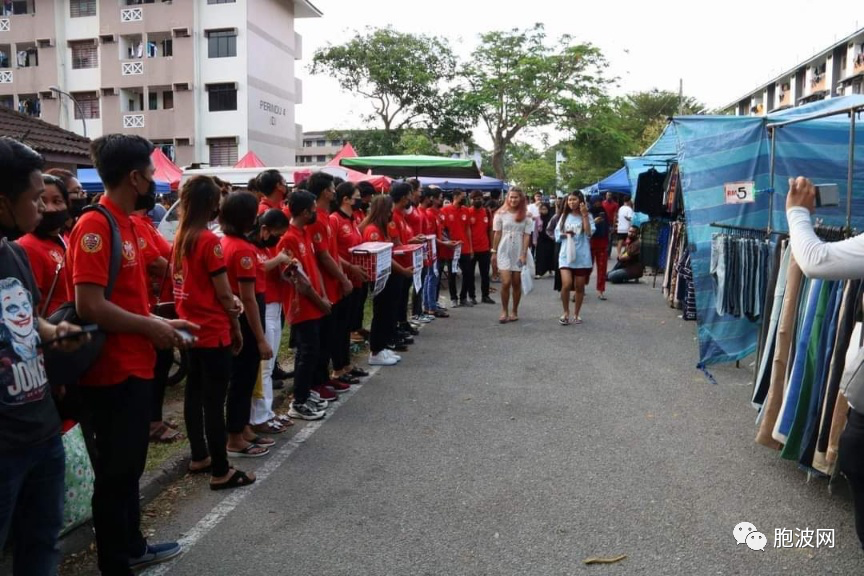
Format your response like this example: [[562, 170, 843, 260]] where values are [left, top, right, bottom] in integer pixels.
[[468, 206, 492, 253], [66, 196, 154, 387], [601, 200, 618, 229], [258, 197, 292, 220], [389, 209, 413, 245], [17, 233, 69, 317], [220, 235, 258, 296], [404, 206, 423, 238], [427, 207, 450, 259], [130, 214, 171, 307], [173, 230, 230, 348], [441, 204, 472, 254], [353, 209, 366, 227], [361, 223, 389, 244], [330, 210, 363, 288], [308, 206, 342, 304], [278, 226, 324, 325]]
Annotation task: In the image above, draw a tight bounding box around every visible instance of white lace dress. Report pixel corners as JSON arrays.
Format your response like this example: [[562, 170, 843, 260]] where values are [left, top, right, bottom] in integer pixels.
[[493, 211, 534, 271]]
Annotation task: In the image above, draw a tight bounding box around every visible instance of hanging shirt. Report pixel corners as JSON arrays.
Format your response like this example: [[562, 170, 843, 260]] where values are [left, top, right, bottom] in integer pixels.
[[16, 233, 68, 317], [67, 196, 154, 387], [173, 230, 231, 348]]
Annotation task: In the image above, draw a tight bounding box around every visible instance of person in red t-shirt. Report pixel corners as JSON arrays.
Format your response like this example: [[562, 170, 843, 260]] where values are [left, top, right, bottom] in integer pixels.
[[17, 174, 71, 318], [172, 176, 256, 490], [349, 181, 375, 335], [68, 135, 198, 571], [330, 182, 370, 382], [245, 209, 293, 434], [601, 192, 619, 256], [468, 190, 496, 305], [280, 190, 331, 420], [440, 189, 474, 307], [418, 187, 454, 317], [254, 169, 292, 220], [218, 192, 275, 457], [305, 173, 355, 401], [359, 194, 413, 366], [389, 183, 425, 338]]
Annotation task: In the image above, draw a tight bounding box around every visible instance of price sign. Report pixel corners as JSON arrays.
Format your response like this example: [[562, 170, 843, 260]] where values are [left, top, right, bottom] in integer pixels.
[[724, 181, 755, 204]]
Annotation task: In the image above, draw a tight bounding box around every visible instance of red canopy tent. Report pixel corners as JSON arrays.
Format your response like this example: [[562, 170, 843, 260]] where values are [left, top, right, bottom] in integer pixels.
[[151, 148, 182, 191], [326, 143, 391, 192], [234, 151, 266, 169]]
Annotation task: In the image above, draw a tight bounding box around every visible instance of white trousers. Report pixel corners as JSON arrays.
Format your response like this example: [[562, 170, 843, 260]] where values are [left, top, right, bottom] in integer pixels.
[[250, 302, 282, 425]]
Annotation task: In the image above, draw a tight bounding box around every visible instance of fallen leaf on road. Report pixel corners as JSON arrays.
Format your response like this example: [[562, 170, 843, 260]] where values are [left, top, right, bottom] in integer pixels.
[[583, 554, 627, 565]]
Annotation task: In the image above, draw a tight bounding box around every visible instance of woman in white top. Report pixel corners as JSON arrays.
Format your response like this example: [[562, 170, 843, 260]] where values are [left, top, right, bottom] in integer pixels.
[[555, 192, 595, 325], [491, 187, 533, 324]]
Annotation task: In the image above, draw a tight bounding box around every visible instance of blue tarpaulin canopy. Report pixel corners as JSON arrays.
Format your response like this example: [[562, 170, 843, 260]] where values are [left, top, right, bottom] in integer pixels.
[[417, 175, 507, 191], [632, 95, 864, 371], [586, 166, 631, 196], [77, 168, 171, 196]]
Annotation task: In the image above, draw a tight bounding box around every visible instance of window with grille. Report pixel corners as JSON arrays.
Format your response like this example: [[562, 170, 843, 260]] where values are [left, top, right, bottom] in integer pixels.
[[207, 30, 236, 58], [70, 41, 98, 69], [71, 92, 99, 119], [163, 90, 173, 109], [70, 0, 96, 17], [208, 0, 236, 3], [208, 138, 237, 166], [207, 83, 237, 111]]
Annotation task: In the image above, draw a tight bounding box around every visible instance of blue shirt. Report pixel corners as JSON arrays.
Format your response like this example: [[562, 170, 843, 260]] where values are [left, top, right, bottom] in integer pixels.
[[148, 203, 167, 225], [556, 213, 595, 269]]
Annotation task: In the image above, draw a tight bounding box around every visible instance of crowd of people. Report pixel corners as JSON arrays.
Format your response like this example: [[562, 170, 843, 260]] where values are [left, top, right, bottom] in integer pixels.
[[0, 130, 654, 576]]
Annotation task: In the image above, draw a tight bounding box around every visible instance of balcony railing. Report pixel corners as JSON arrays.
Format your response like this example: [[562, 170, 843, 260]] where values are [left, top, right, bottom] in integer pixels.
[[0, 19, 9, 32], [0, 70, 11, 83], [120, 8, 143, 23], [123, 114, 145, 128], [121, 61, 143, 76]]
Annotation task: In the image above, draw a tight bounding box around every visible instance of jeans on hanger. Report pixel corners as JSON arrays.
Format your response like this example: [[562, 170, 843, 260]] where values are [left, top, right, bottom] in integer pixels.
[[711, 234, 726, 315]]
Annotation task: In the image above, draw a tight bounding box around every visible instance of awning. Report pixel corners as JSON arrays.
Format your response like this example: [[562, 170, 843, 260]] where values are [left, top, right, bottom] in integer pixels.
[[234, 151, 266, 168], [78, 168, 171, 196], [340, 155, 482, 179]]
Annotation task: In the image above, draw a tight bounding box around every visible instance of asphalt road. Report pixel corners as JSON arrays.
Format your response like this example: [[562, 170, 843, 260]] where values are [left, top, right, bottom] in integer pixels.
[[134, 272, 862, 576]]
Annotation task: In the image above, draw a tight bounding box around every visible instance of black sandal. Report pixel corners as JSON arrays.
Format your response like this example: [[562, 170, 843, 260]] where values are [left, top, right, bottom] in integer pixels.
[[210, 469, 255, 491], [349, 367, 369, 377]]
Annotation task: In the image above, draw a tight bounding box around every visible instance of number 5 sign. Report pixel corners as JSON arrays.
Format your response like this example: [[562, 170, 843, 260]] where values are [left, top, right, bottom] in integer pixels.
[[724, 181, 755, 204]]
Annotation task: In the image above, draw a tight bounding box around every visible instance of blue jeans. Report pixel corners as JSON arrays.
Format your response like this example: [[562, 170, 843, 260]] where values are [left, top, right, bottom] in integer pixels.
[[0, 434, 65, 576], [423, 264, 439, 311]]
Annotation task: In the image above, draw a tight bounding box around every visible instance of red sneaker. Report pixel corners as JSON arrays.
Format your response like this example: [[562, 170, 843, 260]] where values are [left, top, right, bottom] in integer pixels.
[[311, 384, 337, 401], [327, 379, 351, 393]]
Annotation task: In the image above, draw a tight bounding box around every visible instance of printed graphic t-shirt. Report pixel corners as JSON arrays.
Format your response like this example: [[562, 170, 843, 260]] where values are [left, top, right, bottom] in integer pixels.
[[0, 239, 60, 453]]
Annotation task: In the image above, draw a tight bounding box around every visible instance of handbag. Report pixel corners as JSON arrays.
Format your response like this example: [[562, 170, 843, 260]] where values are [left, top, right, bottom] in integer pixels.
[[44, 204, 122, 390], [60, 423, 95, 536]]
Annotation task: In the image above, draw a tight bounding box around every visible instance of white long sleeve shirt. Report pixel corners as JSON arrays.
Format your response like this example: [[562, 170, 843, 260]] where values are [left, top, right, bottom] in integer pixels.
[[787, 207, 864, 280]]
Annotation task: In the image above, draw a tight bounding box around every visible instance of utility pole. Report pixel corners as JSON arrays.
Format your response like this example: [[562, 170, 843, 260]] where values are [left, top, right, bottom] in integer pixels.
[[678, 78, 684, 116]]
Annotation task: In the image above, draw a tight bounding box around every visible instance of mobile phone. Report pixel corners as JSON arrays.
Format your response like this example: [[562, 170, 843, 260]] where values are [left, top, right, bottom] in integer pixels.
[[175, 329, 197, 345], [814, 183, 839, 208], [38, 324, 98, 348]]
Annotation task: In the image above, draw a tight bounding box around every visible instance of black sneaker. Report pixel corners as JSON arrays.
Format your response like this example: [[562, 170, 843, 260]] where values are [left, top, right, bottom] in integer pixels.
[[288, 401, 325, 421], [460, 299, 475, 307], [272, 367, 293, 380], [387, 342, 409, 352], [482, 296, 496, 304], [129, 542, 182, 570], [273, 380, 285, 390], [469, 297, 478, 305], [396, 334, 415, 345], [399, 324, 420, 336]]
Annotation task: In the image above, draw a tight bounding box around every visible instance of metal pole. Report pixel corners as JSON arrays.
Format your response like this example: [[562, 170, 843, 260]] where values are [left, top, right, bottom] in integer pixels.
[[768, 103, 864, 129], [847, 112, 856, 232], [767, 127, 776, 236], [49, 87, 87, 138]]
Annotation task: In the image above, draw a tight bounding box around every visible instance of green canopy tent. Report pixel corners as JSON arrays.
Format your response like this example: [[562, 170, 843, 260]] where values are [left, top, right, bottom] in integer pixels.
[[340, 154, 482, 179]]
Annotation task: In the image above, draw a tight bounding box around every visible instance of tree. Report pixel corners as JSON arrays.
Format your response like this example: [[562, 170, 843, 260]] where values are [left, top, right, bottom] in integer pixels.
[[311, 27, 473, 145], [329, 129, 401, 156], [459, 23, 608, 180], [510, 156, 556, 195], [397, 131, 440, 156]]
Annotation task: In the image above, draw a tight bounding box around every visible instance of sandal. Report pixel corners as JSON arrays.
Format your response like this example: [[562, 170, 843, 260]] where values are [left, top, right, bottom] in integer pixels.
[[250, 420, 286, 435], [598, 294, 607, 300], [245, 434, 275, 447], [558, 315, 570, 326], [227, 444, 270, 458], [149, 423, 185, 444], [274, 413, 295, 426], [571, 316, 583, 325], [509, 315, 519, 322], [499, 314, 509, 324], [210, 469, 256, 491], [187, 459, 212, 475], [349, 366, 370, 377]]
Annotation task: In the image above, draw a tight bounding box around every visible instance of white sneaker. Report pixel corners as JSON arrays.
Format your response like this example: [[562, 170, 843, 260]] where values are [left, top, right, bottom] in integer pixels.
[[369, 351, 398, 366], [383, 349, 401, 362]]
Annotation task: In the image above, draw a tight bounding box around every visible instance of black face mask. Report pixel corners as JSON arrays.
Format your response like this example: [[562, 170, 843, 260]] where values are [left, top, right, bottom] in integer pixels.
[[361, 201, 370, 211], [35, 209, 70, 236], [261, 234, 280, 248], [69, 197, 88, 218], [352, 198, 363, 211], [134, 177, 157, 212]]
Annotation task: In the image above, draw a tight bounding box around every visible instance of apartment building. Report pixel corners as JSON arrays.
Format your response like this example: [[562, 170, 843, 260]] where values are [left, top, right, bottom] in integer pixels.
[[0, 0, 321, 167], [723, 27, 864, 116]]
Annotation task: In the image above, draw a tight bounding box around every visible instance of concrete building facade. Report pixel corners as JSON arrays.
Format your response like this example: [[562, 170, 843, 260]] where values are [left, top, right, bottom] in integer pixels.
[[723, 27, 864, 116], [0, 0, 320, 166]]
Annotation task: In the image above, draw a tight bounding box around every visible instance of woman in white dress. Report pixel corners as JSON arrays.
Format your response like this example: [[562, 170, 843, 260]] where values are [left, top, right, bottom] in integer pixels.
[[491, 187, 533, 323]]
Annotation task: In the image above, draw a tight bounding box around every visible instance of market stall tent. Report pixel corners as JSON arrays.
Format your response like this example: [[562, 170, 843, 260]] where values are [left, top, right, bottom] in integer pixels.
[[234, 151, 266, 169], [340, 155, 482, 179], [77, 168, 171, 196], [417, 175, 507, 191], [324, 143, 391, 192], [151, 148, 182, 191], [586, 166, 632, 196]]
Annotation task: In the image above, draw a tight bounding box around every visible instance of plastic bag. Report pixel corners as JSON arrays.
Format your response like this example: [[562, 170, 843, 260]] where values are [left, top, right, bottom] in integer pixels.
[[61, 424, 95, 535], [522, 251, 536, 295]]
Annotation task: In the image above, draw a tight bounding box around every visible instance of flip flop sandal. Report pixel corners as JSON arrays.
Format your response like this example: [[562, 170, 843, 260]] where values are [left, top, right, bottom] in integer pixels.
[[499, 315, 509, 324], [149, 424, 185, 444], [246, 434, 275, 447], [227, 444, 270, 458], [598, 295, 607, 300], [509, 316, 519, 322], [250, 421, 286, 435], [571, 317, 583, 325], [273, 413, 295, 426], [210, 469, 256, 491], [349, 366, 370, 377], [559, 315, 570, 326]]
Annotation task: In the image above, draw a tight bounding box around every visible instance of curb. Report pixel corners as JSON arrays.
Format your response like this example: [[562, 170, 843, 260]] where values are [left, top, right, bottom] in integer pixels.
[[57, 379, 296, 558]]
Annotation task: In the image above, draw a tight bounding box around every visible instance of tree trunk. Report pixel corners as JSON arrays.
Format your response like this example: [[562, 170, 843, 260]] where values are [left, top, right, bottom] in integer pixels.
[[491, 142, 506, 180]]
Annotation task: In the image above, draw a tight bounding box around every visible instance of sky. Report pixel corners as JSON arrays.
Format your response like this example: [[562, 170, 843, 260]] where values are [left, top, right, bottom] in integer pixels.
[[294, 0, 862, 149]]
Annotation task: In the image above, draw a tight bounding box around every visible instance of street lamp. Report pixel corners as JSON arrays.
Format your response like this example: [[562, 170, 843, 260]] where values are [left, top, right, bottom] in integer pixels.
[[49, 85, 87, 138]]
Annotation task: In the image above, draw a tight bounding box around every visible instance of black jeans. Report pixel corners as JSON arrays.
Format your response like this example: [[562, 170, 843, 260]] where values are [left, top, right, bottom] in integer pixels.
[[450, 254, 472, 301], [397, 274, 411, 324], [227, 293, 265, 435], [350, 284, 367, 332], [371, 275, 399, 355], [292, 318, 321, 404], [331, 295, 353, 372], [315, 310, 334, 386], [81, 377, 152, 575], [472, 251, 491, 299], [150, 347, 173, 422], [185, 347, 232, 477], [840, 408, 864, 548]]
